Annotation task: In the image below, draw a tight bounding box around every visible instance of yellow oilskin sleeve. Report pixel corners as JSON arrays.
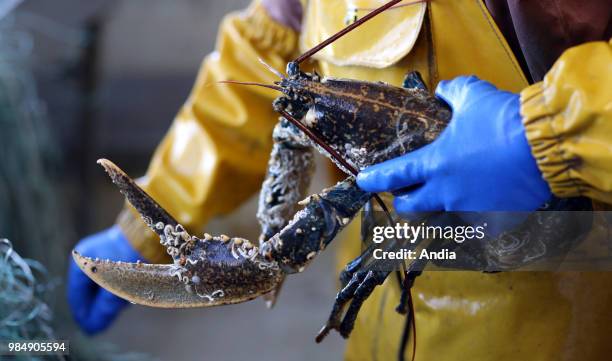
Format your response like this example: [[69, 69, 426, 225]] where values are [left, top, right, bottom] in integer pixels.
[[521, 39, 612, 204], [116, 1, 299, 263]]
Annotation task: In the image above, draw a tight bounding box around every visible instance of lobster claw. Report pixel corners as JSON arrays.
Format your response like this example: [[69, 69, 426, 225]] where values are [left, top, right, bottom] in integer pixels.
[[74, 159, 283, 308]]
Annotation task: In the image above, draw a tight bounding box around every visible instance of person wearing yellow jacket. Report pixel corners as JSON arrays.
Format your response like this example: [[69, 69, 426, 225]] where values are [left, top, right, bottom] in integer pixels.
[[67, 0, 612, 359]]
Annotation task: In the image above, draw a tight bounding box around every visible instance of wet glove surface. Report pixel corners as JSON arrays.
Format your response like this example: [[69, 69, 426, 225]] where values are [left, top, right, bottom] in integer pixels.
[[357, 76, 552, 213], [67, 225, 144, 334]]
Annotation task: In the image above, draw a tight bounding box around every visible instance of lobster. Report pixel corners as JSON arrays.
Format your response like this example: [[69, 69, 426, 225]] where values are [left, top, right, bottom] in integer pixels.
[[72, 0, 592, 358]]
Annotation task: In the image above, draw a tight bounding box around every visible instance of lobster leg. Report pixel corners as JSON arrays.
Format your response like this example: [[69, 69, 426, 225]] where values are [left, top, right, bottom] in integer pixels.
[[317, 214, 427, 341], [257, 118, 314, 306], [316, 268, 390, 342], [316, 235, 406, 341]]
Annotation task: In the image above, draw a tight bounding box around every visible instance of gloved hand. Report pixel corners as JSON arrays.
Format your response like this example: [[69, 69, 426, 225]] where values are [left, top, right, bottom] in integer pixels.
[[262, 0, 303, 31], [357, 76, 552, 213], [67, 225, 144, 334]]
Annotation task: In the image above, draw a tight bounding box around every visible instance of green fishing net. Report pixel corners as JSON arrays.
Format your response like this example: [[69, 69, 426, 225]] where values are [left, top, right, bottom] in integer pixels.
[[0, 239, 59, 360], [1, 239, 155, 361]]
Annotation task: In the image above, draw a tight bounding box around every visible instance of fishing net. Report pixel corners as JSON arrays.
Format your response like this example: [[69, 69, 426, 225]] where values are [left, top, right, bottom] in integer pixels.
[[0, 239, 155, 361], [0, 239, 57, 347]]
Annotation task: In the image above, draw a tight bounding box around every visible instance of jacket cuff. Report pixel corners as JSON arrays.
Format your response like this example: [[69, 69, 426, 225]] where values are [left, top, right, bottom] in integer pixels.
[[520, 82, 585, 199], [116, 204, 172, 264], [244, 1, 299, 58]]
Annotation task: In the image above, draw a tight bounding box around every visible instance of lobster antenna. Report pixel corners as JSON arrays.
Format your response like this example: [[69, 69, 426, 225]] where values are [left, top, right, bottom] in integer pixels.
[[258, 58, 286, 79], [408, 286, 417, 361], [294, 0, 404, 64], [218, 80, 285, 92], [356, 1, 427, 11]]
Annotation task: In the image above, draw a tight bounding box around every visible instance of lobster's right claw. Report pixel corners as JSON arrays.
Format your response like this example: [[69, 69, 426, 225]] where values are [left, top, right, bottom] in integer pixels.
[[73, 159, 284, 308]]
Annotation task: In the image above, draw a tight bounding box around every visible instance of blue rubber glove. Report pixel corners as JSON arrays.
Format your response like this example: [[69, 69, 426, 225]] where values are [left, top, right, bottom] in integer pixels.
[[357, 76, 552, 213], [67, 225, 144, 334]]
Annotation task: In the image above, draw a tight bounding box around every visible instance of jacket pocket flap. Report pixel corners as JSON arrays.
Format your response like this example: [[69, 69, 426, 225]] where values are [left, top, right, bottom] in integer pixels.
[[300, 0, 426, 68]]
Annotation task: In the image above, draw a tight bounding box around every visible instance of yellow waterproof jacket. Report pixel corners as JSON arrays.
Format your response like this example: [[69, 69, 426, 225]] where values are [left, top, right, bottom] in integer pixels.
[[116, 1, 612, 360]]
